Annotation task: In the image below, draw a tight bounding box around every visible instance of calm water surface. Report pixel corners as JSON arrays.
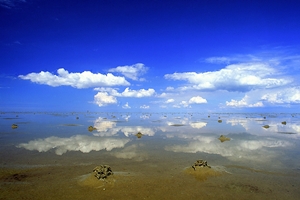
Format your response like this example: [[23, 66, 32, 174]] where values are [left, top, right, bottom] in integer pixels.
[[1, 112, 300, 199]]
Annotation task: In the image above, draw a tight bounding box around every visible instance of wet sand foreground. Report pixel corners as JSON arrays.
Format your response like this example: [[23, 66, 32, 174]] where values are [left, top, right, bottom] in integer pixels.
[[1, 112, 300, 199], [0, 149, 299, 200]]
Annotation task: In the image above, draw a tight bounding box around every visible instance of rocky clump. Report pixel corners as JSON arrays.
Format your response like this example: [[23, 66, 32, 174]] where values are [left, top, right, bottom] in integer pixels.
[[218, 135, 230, 142], [262, 125, 270, 129], [135, 132, 143, 138], [11, 124, 18, 129], [88, 126, 97, 132], [93, 165, 113, 179], [192, 160, 211, 170]]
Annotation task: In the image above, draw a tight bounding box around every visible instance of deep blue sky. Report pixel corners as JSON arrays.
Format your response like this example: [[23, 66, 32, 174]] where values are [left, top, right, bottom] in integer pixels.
[[1, 0, 300, 112]]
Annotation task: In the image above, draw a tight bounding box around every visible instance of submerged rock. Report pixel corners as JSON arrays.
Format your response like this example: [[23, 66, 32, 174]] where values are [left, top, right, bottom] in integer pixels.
[[93, 165, 113, 179], [281, 121, 287, 125], [218, 119, 222, 123], [185, 159, 224, 181], [11, 124, 18, 129], [262, 125, 270, 129], [88, 126, 97, 132], [135, 132, 143, 138], [218, 135, 230, 143], [192, 159, 211, 170]]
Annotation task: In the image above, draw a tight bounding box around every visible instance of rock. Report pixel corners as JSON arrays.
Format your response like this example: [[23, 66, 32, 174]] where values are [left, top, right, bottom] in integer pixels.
[[281, 121, 287, 125], [192, 159, 211, 170], [218, 119, 222, 123], [135, 132, 143, 138], [11, 124, 18, 129], [218, 135, 230, 142], [93, 165, 113, 179], [262, 125, 270, 129], [88, 126, 96, 132]]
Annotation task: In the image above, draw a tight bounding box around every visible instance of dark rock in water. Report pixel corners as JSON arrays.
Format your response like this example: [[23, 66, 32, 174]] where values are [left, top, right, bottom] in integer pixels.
[[262, 125, 270, 129], [88, 126, 96, 132], [218, 119, 222, 123], [135, 132, 143, 138], [192, 159, 211, 170], [281, 121, 286, 125], [218, 135, 230, 142], [11, 124, 18, 129], [93, 165, 113, 179]]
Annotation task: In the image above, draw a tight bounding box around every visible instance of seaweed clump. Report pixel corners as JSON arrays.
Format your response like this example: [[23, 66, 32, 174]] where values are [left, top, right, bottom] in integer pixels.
[[93, 165, 113, 179], [218, 135, 230, 143], [88, 126, 97, 132]]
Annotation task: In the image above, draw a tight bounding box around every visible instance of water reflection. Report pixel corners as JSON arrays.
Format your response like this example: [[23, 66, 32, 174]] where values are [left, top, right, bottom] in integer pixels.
[[12, 113, 300, 169], [18, 135, 130, 155]]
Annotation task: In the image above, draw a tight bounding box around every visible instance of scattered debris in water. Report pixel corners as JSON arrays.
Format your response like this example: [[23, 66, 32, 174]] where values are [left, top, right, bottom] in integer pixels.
[[88, 126, 97, 132], [11, 124, 18, 129], [262, 125, 270, 129], [93, 165, 113, 179], [135, 132, 143, 138], [185, 160, 224, 181], [218, 135, 231, 143], [192, 160, 211, 170]]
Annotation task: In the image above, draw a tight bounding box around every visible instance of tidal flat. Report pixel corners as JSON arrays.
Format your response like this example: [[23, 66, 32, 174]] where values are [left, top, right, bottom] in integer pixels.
[[0, 112, 300, 199]]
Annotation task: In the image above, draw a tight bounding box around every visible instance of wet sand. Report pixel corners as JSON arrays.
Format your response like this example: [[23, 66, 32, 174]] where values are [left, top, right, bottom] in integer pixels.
[[1, 112, 300, 199], [0, 152, 299, 200], [1, 166, 299, 200]]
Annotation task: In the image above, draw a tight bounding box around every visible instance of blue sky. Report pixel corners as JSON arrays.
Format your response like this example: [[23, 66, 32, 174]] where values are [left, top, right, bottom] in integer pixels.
[[1, 0, 300, 112]]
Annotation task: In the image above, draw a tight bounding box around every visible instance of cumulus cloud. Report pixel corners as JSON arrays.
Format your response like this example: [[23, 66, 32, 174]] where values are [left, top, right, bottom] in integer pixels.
[[226, 95, 264, 108], [189, 96, 207, 104], [165, 99, 175, 103], [108, 63, 148, 81], [94, 92, 117, 107], [95, 87, 155, 98], [122, 102, 131, 109], [120, 88, 155, 97], [261, 87, 300, 104], [19, 68, 130, 88], [165, 63, 291, 92]]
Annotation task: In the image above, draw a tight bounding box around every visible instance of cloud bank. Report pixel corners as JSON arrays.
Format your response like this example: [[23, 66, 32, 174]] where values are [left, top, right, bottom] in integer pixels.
[[165, 63, 291, 92], [19, 68, 130, 88]]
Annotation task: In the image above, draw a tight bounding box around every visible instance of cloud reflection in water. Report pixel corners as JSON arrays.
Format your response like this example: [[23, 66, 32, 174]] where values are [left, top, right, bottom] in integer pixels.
[[18, 135, 130, 155]]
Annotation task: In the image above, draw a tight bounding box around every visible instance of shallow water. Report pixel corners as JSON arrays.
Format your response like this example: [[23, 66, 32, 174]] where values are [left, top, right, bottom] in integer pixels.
[[0, 112, 300, 199]]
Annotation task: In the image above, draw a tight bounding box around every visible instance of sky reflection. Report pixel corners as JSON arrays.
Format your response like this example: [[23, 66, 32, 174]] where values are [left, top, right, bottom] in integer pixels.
[[12, 113, 300, 169]]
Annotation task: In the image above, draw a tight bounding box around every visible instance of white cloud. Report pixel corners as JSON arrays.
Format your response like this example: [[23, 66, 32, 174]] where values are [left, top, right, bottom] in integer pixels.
[[189, 96, 207, 104], [95, 87, 155, 98], [94, 92, 117, 107], [122, 102, 131, 109], [166, 87, 174, 91], [261, 87, 300, 104], [226, 95, 264, 108], [140, 105, 150, 109], [180, 101, 189, 108], [165, 63, 291, 92], [120, 88, 155, 97], [19, 68, 130, 88], [165, 99, 174, 103], [108, 63, 148, 81]]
